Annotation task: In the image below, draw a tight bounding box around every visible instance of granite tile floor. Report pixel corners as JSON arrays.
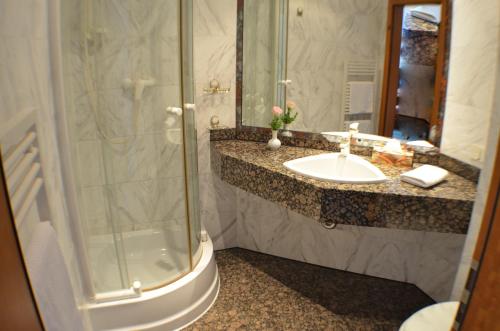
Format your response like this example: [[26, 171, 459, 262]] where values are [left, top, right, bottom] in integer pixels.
[[186, 248, 434, 331]]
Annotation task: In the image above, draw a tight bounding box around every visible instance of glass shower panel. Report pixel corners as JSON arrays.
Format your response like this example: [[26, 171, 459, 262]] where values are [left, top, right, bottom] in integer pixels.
[[61, 0, 195, 294], [95, 0, 191, 289], [181, 0, 203, 266], [183, 107, 202, 266], [60, 0, 129, 293]]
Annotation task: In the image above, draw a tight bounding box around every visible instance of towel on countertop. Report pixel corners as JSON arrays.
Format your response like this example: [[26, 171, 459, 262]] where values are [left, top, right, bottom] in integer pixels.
[[400, 164, 449, 188], [25, 221, 84, 331], [348, 81, 374, 114]]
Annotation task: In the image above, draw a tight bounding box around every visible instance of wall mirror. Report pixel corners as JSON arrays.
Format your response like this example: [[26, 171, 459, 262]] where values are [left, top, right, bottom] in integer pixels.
[[237, 0, 449, 146]]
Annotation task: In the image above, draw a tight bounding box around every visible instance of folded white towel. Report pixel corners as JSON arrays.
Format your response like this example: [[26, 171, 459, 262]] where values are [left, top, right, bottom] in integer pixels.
[[407, 140, 434, 148], [401, 165, 448, 188], [348, 81, 374, 114]]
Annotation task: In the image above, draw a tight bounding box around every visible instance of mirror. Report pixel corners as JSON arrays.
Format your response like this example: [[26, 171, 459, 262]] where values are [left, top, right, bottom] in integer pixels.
[[379, 3, 445, 143], [241, 0, 282, 128], [238, 0, 448, 146]]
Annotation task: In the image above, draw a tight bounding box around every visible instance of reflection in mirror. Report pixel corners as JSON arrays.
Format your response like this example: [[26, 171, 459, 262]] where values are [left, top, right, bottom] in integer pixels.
[[241, 0, 389, 134], [241, 0, 282, 127], [379, 3, 445, 143], [239, 0, 449, 147], [286, 1, 387, 134]]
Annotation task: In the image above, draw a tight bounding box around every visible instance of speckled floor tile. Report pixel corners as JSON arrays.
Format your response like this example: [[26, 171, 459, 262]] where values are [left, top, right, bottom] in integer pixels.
[[186, 249, 434, 331]]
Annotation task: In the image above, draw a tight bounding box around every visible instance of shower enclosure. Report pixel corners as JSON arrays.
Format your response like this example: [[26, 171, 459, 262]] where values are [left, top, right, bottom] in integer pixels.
[[60, 0, 204, 300]]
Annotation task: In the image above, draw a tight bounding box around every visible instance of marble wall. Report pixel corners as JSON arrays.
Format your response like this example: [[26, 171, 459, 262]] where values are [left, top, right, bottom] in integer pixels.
[[194, 0, 238, 250], [441, 0, 500, 168], [239, 0, 387, 133], [451, 28, 500, 299], [285, 0, 387, 133], [236, 188, 465, 302], [0, 0, 89, 327], [446, 0, 500, 299]]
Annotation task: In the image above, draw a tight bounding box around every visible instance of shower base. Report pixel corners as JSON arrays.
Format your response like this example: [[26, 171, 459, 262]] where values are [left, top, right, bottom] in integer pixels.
[[88, 228, 192, 292], [86, 234, 219, 330]]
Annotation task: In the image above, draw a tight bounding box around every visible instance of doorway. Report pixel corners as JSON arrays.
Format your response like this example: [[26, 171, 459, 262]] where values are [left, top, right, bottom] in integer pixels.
[[379, 0, 448, 143]]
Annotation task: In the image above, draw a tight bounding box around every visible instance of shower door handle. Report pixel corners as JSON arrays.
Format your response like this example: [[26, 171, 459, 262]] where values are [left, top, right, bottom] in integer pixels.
[[165, 104, 195, 117], [278, 79, 292, 86], [166, 106, 183, 116]]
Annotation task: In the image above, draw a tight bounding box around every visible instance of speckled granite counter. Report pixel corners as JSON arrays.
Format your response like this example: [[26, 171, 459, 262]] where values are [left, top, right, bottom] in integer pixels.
[[211, 140, 476, 234]]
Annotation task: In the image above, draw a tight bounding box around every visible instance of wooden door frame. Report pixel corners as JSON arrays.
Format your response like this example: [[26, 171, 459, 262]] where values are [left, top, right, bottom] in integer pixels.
[[0, 152, 44, 330], [454, 134, 500, 330], [378, 0, 449, 140]]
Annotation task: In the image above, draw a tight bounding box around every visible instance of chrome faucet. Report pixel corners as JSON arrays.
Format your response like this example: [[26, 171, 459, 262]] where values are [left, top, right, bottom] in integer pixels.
[[339, 135, 351, 156], [339, 122, 360, 156]]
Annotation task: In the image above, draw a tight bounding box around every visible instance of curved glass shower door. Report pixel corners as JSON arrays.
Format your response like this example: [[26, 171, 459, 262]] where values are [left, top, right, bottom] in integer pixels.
[[61, 0, 201, 295]]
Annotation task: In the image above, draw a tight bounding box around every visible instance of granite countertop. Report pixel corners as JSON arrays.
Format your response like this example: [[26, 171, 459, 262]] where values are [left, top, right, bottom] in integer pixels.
[[211, 140, 476, 234]]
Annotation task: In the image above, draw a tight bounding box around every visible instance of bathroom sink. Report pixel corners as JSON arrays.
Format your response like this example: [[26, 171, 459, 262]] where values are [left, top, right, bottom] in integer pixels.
[[321, 131, 392, 144], [283, 153, 387, 184]]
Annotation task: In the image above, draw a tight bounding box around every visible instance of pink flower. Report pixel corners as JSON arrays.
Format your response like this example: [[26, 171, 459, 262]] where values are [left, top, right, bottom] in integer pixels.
[[272, 106, 283, 116], [286, 101, 296, 109]]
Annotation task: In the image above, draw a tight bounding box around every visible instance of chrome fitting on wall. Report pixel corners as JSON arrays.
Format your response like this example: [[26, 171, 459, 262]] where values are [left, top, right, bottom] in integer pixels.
[[321, 219, 337, 229]]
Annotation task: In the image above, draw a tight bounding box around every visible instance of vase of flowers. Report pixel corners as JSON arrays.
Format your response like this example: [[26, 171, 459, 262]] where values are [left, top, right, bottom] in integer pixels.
[[281, 101, 298, 137], [268, 106, 283, 150]]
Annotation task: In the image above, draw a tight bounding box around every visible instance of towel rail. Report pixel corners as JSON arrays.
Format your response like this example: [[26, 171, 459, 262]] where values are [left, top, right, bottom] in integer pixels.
[[7, 147, 39, 193], [0, 108, 37, 151], [341, 60, 378, 130], [15, 178, 43, 225], [1, 107, 49, 230], [11, 163, 41, 212], [4, 132, 37, 174]]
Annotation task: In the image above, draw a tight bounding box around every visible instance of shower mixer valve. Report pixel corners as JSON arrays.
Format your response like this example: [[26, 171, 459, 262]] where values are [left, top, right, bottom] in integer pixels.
[[122, 77, 156, 101]]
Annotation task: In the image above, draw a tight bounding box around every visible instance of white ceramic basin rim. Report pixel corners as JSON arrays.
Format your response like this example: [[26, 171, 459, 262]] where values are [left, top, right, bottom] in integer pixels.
[[321, 131, 392, 143], [283, 153, 387, 184]]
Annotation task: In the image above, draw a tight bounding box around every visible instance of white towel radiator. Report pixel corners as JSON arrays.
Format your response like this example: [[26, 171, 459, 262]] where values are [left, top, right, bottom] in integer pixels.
[[0, 108, 50, 241], [341, 60, 378, 131]]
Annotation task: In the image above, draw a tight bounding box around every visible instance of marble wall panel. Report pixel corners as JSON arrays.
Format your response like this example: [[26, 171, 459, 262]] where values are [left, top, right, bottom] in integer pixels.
[[451, 28, 500, 300], [193, 0, 238, 247], [199, 174, 238, 250], [81, 186, 111, 236], [416, 232, 466, 301], [281, 0, 387, 133], [102, 134, 157, 184], [77, 140, 105, 187], [236, 188, 465, 302], [441, 0, 500, 167]]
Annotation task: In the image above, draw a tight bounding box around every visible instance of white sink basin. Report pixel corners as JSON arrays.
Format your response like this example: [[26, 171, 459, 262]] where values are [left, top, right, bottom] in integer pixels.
[[321, 131, 392, 143], [283, 153, 387, 184]]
